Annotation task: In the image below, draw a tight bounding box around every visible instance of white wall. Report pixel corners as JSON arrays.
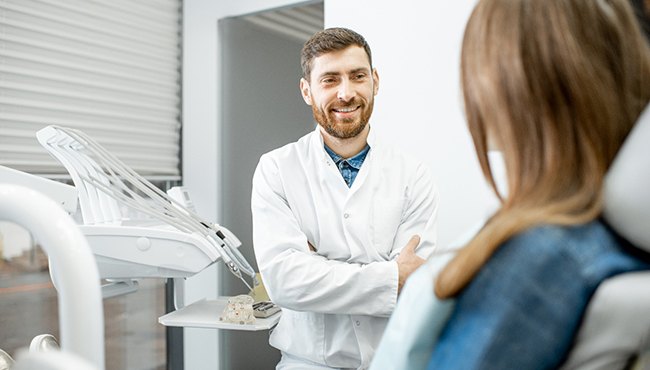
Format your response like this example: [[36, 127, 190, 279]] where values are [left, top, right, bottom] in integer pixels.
[[183, 1, 307, 369], [326, 0, 496, 247]]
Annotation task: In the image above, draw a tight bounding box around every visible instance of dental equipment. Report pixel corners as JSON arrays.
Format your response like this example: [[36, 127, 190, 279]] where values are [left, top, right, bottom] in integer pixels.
[[36, 125, 257, 292], [0, 349, 14, 370], [0, 184, 104, 369], [0, 165, 77, 214]]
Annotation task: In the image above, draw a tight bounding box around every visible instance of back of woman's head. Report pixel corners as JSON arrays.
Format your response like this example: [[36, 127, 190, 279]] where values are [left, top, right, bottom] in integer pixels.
[[436, 0, 650, 298]]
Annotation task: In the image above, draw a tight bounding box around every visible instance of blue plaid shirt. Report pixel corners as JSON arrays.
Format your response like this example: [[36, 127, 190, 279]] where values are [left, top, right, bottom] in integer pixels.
[[324, 144, 371, 188]]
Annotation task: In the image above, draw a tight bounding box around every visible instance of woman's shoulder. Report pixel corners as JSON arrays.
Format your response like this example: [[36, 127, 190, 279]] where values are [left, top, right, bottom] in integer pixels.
[[505, 220, 616, 256], [484, 221, 615, 274], [495, 220, 646, 282]]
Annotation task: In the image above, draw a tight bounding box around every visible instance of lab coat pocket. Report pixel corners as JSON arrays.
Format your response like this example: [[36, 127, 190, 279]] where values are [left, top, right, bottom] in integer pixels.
[[371, 198, 405, 254], [270, 310, 325, 363]]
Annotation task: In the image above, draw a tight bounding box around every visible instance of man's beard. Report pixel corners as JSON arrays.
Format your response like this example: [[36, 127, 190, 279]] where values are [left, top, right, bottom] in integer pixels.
[[312, 97, 374, 139]]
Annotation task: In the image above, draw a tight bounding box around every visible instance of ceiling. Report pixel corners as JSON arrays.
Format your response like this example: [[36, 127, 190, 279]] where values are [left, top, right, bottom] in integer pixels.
[[241, 2, 324, 43]]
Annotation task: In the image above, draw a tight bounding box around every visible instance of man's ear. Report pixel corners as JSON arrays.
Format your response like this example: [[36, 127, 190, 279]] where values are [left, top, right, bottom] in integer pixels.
[[300, 78, 312, 105], [372, 68, 380, 96]]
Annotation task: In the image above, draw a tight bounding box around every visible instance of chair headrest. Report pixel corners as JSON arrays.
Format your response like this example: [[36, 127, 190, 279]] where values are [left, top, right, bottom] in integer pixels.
[[603, 104, 650, 252]]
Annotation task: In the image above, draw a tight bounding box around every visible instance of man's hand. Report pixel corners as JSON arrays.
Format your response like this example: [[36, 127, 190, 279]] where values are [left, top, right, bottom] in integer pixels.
[[397, 235, 425, 293]]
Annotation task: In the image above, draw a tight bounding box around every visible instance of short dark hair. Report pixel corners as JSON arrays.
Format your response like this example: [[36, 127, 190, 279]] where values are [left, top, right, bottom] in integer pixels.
[[300, 27, 372, 81]]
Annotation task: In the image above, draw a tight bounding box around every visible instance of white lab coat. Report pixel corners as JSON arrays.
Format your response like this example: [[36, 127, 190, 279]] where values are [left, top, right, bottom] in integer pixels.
[[251, 126, 439, 369]]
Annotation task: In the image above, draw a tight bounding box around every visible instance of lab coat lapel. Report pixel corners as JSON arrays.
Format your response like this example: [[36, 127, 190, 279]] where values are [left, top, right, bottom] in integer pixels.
[[347, 126, 377, 198], [311, 127, 353, 197]]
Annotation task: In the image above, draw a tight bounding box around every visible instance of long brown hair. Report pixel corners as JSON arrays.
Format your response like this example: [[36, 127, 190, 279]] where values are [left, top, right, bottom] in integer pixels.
[[435, 0, 650, 298]]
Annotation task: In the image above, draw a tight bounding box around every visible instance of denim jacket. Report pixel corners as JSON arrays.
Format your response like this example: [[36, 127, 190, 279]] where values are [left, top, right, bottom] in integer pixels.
[[428, 220, 650, 369]]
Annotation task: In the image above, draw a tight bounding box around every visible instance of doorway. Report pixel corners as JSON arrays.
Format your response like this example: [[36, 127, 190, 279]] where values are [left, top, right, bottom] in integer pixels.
[[218, 2, 323, 369]]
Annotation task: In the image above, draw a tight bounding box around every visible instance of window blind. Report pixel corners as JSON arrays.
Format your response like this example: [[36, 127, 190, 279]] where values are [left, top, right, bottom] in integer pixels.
[[0, 0, 182, 178]]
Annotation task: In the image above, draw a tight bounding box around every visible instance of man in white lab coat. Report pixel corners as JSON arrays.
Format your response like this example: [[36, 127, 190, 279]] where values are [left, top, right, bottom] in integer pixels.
[[251, 27, 439, 370]]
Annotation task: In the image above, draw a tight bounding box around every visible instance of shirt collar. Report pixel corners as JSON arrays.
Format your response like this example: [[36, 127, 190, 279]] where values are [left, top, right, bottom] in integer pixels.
[[323, 143, 370, 170], [314, 124, 376, 159]]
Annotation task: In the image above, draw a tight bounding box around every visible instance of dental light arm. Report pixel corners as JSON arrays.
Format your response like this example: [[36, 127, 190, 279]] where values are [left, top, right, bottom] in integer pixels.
[[36, 125, 256, 290]]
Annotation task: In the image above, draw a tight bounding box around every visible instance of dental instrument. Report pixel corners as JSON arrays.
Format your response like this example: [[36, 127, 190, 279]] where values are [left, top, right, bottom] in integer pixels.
[[36, 125, 257, 292]]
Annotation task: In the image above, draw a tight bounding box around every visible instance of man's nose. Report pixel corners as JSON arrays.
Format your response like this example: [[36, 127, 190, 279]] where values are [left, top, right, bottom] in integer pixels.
[[337, 80, 355, 102]]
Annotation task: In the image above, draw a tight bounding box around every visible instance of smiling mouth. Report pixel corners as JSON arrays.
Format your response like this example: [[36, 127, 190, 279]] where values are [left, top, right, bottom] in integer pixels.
[[332, 106, 360, 114]]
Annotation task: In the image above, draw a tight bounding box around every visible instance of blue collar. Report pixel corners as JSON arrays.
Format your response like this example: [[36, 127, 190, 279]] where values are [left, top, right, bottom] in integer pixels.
[[324, 144, 371, 170]]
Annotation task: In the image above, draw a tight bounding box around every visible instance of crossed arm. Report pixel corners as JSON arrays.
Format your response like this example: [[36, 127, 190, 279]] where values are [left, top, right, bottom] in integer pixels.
[[251, 156, 438, 316]]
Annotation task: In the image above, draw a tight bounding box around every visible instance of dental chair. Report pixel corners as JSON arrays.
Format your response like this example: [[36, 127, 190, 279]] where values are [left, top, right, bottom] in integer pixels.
[[0, 184, 104, 370], [560, 105, 650, 370]]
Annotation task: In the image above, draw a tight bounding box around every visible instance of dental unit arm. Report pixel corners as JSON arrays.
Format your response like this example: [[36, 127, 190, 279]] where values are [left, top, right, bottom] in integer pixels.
[[35, 125, 257, 292]]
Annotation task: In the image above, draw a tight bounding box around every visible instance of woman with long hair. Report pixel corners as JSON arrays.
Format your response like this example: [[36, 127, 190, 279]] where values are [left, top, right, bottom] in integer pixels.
[[426, 0, 650, 368]]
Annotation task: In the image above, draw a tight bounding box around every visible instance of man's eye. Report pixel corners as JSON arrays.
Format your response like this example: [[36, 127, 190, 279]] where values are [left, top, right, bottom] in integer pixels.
[[354, 74, 366, 80], [322, 78, 336, 84]]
